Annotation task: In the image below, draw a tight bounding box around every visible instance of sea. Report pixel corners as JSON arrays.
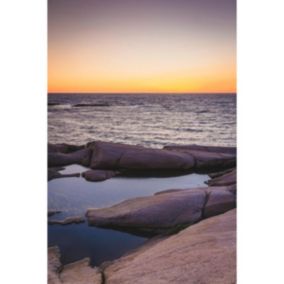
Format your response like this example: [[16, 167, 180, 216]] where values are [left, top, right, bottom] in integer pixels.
[[48, 93, 236, 147]]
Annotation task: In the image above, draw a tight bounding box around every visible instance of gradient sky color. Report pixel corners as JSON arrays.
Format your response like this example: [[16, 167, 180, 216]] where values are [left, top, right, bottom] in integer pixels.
[[48, 0, 236, 93]]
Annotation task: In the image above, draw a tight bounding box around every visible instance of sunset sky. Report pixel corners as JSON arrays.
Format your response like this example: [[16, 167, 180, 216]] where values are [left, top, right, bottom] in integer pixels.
[[48, 0, 236, 93]]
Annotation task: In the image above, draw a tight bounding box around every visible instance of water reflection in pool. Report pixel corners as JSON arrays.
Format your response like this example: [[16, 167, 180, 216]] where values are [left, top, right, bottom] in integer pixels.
[[48, 164, 209, 266]]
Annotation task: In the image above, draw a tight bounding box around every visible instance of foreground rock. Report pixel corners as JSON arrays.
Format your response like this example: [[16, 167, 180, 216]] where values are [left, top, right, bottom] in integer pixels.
[[86, 186, 235, 236], [48, 247, 102, 284], [103, 209, 236, 284], [82, 169, 120, 182]]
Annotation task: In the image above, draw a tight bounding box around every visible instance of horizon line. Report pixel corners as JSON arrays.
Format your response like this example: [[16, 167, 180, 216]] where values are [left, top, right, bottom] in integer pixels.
[[48, 91, 236, 95]]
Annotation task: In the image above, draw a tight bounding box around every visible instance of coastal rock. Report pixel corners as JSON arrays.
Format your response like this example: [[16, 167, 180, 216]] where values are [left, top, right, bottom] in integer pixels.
[[208, 167, 235, 179], [86, 187, 235, 236], [87, 141, 195, 171], [207, 168, 236, 186], [48, 148, 91, 167], [48, 246, 102, 284], [103, 209, 236, 284], [48, 216, 85, 225], [82, 169, 120, 182]]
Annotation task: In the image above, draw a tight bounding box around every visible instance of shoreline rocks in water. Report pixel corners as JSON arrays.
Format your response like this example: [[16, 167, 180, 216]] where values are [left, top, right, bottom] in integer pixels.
[[48, 140, 236, 182], [86, 185, 236, 236], [48, 246, 102, 284], [73, 103, 110, 107], [101, 209, 236, 284]]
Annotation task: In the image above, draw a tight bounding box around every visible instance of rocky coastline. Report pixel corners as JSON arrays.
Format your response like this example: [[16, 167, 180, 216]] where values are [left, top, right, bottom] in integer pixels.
[[48, 140, 236, 283]]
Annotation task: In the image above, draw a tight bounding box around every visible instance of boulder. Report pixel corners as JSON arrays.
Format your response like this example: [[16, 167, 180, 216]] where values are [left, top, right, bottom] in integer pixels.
[[82, 169, 120, 182], [103, 209, 236, 284], [48, 148, 91, 167], [207, 169, 236, 186], [48, 246, 102, 284], [87, 141, 195, 171]]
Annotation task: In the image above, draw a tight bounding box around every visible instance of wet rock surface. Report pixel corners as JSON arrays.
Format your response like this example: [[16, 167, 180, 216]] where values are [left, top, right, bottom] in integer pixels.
[[102, 209, 236, 284]]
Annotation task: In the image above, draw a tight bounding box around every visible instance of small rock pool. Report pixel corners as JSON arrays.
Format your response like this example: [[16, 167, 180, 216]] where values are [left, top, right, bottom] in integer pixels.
[[48, 164, 209, 266]]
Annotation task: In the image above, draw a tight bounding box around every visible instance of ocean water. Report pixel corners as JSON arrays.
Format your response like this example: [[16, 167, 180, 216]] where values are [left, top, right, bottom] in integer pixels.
[[48, 93, 236, 147]]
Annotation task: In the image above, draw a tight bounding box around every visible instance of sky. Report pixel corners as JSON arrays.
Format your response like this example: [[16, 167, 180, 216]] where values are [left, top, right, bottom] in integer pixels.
[[48, 0, 236, 93]]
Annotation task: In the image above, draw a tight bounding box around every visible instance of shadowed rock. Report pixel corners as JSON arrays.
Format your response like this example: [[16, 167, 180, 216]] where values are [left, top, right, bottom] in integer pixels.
[[102, 209, 236, 284], [48, 148, 91, 167], [82, 169, 120, 182], [87, 141, 195, 171], [207, 169, 236, 186], [209, 167, 235, 179], [48, 246, 102, 284], [48, 216, 85, 225], [86, 187, 235, 236]]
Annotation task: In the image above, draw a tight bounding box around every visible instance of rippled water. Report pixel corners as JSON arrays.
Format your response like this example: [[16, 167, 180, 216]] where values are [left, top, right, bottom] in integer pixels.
[[48, 93, 236, 147]]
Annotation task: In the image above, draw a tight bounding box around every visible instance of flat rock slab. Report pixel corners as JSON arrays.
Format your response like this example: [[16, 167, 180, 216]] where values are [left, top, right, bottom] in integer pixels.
[[86, 187, 235, 236], [207, 169, 236, 186], [82, 169, 119, 182], [87, 141, 195, 171], [48, 246, 102, 284], [103, 209, 236, 284]]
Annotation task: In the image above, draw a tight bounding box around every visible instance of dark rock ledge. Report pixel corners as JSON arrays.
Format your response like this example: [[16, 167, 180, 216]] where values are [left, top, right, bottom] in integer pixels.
[[48, 141, 236, 181]]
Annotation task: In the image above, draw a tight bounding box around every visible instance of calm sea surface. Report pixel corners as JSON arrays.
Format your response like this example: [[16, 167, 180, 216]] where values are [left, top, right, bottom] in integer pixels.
[[48, 93, 236, 147]]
